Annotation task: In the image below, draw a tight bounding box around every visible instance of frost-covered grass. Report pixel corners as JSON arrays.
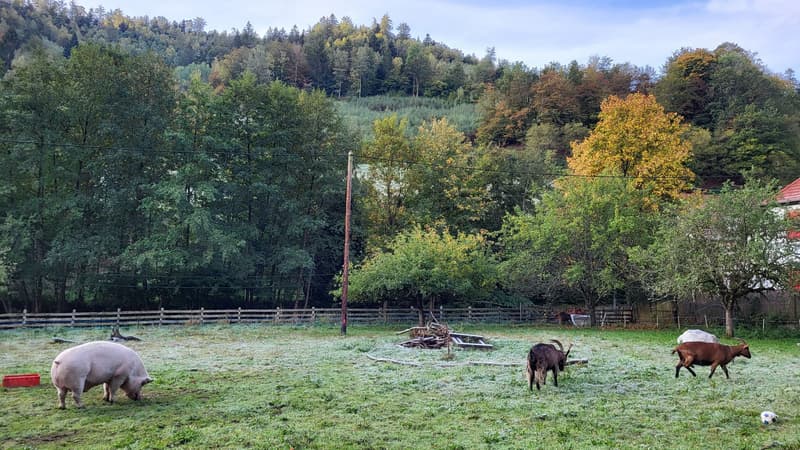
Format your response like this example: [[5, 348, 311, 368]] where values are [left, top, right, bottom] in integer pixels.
[[1, 325, 798, 449]]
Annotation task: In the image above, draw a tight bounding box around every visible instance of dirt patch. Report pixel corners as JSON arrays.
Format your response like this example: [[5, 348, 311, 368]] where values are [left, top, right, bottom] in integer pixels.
[[21, 430, 79, 446]]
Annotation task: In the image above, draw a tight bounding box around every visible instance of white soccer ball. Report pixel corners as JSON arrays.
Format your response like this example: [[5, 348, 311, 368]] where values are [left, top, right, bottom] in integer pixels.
[[760, 411, 778, 425]]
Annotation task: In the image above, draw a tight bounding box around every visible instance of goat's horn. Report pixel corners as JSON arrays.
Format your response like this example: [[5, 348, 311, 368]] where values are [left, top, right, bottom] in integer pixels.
[[565, 343, 573, 358], [550, 339, 564, 351]]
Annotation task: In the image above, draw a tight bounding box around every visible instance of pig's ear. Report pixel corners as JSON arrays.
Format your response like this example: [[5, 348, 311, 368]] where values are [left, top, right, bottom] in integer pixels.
[[143, 377, 153, 385]]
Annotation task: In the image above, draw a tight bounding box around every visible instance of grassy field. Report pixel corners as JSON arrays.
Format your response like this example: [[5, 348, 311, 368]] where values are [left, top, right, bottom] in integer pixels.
[[1, 324, 798, 449], [336, 95, 479, 140]]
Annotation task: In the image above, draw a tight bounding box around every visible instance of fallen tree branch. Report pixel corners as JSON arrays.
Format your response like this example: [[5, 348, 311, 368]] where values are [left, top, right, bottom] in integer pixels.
[[366, 354, 588, 368], [437, 361, 523, 367], [110, 326, 142, 341], [395, 327, 426, 335], [365, 354, 422, 367], [565, 359, 589, 366], [51, 337, 76, 344]]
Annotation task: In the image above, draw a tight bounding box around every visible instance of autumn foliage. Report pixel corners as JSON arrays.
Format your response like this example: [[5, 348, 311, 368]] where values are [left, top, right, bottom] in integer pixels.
[[568, 93, 695, 202]]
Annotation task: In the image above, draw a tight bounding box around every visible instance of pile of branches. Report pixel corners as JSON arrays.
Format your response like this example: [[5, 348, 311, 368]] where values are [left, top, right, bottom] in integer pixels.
[[398, 322, 451, 349]]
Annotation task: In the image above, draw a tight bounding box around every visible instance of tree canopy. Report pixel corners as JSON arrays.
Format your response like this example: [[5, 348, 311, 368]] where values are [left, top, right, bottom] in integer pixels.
[[342, 226, 499, 325], [567, 93, 695, 204], [631, 179, 797, 336], [499, 176, 657, 324]]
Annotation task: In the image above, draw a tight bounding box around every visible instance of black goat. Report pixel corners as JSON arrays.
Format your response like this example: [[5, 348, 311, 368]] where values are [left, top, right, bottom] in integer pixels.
[[526, 339, 573, 390]]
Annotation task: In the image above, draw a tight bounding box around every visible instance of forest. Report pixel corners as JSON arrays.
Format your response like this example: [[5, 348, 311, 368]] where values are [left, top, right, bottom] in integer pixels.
[[0, 1, 798, 324]]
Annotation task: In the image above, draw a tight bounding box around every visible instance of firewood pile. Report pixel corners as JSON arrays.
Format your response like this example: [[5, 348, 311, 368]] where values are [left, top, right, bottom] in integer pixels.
[[397, 322, 452, 349], [396, 322, 493, 349]]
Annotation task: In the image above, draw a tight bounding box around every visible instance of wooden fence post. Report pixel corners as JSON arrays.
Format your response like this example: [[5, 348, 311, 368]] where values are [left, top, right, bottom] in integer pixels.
[[468, 306, 472, 321], [159, 307, 164, 326], [275, 307, 281, 324], [71, 309, 76, 327], [22, 308, 27, 327], [440, 305, 444, 321], [238, 307, 241, 323], [311, 307, 316, 324], [200, 307, 204, 325], [116, 308, 121, 325]]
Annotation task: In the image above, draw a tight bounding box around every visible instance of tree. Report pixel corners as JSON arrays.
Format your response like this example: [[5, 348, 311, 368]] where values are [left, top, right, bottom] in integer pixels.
[[568, 93, 695, 204], [343, 226, 498, 326], [360, 115, 412, 250], [499, 176, 656, 324], [350, 45, 377, 97], [656, 43, 800, 186], [531, 70, 579, 126], [405, 118, 496, 232], [404, 41, 431, 96], [654, 48, 716, 127], [331, 47, 349, 97], [703, 104, 800, 184], [631, 179, 796, 337], [476, 63, 536, 145], [0, 49, 67, 313]]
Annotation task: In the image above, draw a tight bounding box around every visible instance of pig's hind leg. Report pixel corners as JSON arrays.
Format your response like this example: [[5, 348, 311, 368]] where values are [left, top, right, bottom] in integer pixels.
[[71, 383, 85, 408], [104, 376, 125, 403], [56, 386, 68, 409]]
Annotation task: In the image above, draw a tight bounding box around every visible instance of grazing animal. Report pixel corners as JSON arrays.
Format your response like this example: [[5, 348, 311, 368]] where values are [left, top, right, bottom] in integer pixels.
[[676, 329, 719, 344], [51, 341, 152, 409], [555, 312, 572, 325], [672, 339, 751, 379], [526, 339, 573, 390]]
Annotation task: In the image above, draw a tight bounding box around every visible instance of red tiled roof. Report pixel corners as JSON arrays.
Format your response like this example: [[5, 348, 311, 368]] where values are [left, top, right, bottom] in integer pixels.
[[777, 177, 800, 204]]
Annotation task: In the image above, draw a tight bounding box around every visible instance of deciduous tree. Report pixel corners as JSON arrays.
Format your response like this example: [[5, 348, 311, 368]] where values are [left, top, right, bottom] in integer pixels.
[[343, 226, 498, 326], [568, 93, 694, 205], [360, 115, 412, 250], [631, 179, 796, 337], [499, 176, 656, 324]]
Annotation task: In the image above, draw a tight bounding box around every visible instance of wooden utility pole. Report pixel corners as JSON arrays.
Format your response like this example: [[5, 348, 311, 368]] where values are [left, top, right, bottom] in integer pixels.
[[341, 151, 353, 335]]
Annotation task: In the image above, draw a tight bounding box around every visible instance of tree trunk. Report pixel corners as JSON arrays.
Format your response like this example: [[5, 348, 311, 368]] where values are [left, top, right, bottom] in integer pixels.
[[585, 296, 597, 326], [724, 304, 735, 337]]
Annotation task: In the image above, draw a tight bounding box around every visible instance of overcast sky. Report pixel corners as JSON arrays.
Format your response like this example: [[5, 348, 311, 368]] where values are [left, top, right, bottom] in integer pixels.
[[94, 0, 799, 75]]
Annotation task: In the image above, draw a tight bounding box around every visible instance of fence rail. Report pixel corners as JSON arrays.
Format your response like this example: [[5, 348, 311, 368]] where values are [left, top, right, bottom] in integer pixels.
[[0, 305, 634, 329]]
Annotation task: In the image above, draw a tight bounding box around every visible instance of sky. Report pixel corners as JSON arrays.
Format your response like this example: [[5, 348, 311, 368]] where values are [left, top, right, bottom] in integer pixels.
[[94, 0, 800, 75]]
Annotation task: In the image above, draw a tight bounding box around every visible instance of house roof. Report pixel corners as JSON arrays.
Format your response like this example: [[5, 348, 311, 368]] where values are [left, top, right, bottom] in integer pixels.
[[777, 177, 800, 205]]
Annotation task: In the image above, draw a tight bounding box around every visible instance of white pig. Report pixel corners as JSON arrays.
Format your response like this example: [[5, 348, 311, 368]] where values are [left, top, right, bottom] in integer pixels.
[[51, 341, 153, 409]]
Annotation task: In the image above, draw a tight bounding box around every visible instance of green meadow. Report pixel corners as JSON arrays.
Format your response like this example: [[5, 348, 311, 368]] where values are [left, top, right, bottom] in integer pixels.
[[1, 325, 798, 449]]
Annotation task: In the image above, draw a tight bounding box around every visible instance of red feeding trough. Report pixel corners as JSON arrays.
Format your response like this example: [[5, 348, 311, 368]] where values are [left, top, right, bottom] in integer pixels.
[[3, 373, 41, 388]]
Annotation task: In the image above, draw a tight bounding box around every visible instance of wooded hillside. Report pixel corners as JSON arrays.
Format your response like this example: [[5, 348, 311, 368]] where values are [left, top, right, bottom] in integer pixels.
[[1, 1, 798, 316]]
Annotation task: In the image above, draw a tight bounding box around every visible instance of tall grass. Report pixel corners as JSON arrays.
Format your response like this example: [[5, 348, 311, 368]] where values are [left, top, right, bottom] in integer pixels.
[[1, 325, 797, 449], [337, 95, 480, 141]]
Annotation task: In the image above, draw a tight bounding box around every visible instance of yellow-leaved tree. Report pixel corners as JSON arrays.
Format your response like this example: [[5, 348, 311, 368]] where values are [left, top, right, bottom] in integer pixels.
[[567, 93, 695, 204]]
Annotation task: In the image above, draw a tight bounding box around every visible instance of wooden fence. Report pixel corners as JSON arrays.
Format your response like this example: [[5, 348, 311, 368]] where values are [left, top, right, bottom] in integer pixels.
[[0, 305, 635, 329]]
